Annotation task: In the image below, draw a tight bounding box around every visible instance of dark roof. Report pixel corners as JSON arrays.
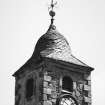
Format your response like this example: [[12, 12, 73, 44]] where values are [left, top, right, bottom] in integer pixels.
[[13, 24, 94, 77], [32, 24, 88, 67]]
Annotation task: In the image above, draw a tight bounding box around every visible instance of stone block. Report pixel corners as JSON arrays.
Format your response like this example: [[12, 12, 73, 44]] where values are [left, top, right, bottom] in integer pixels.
[[73, 82, 76, 89], [48, 83, 53, 89], [51, 85, 56, 91], [43, 94, 47, 100], [43, 101, 52, 105], [44, 88, 52, 94], [84, 97, 91, 103], [88, 81, 91, 86], [47, 88, 52, 94], [51, 91, 57, 98], [79, 84, 83, 90], [84, 85, 91, 91], [44, 75, 51, 81], [43, 81, 48, 87], [88, 91, 91, 98]]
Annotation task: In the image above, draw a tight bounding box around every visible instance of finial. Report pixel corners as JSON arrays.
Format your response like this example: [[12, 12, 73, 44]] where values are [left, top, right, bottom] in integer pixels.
[[48, 0, 57, 24]]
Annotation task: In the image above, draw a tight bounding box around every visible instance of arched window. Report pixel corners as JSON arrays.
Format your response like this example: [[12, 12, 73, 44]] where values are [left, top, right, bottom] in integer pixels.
[[26, 78, 34, 100], [62, 76, 73, 92]]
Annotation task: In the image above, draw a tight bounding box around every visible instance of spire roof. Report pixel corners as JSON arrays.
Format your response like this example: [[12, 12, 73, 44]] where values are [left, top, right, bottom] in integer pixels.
[[32, 24, 88, 67]]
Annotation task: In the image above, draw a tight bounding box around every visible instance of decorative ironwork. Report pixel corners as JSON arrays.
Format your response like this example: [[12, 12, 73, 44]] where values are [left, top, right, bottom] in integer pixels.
[[48, 0, 57, 24]]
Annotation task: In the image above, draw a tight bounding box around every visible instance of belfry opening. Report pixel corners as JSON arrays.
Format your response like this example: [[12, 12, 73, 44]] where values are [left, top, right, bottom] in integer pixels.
[[62, 76, 73, 92]]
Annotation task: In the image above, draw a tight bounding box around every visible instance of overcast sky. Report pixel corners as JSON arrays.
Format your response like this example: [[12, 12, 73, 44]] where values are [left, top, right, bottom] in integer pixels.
[[0, 0, 105, 105]]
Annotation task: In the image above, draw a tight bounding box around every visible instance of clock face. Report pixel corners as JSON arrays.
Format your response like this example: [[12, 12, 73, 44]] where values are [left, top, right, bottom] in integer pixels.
[[60, 95, 78, 105]]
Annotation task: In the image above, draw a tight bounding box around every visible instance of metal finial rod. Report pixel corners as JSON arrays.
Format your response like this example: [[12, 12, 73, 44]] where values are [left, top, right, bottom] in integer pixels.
[[49, 0, 57, 24], [51, 0, 54, 10]]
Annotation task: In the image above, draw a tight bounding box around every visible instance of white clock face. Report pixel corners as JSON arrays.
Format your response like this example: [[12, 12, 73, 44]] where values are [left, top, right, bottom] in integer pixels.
[[60, 97, 77, 105]]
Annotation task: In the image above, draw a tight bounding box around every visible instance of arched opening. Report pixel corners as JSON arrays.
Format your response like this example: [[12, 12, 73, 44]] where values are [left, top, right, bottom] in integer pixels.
[[26, 78, 34, 100], [62, 76, 73, 92]]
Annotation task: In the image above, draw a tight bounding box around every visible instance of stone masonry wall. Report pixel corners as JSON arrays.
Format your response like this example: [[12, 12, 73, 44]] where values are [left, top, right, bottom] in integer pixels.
[[43, 71, 59, 105]]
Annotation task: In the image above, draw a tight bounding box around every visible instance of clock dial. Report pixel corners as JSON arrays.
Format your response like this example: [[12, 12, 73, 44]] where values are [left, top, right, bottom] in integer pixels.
[[59, 95, 78, 105]]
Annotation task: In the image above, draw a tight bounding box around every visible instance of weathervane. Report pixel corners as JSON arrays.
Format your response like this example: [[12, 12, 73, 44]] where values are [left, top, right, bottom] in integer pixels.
[[48, 0, 57, 24]]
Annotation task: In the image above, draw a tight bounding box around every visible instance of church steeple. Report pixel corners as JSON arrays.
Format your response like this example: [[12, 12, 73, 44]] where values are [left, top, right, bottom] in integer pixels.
[[13, 1, 94, 105]]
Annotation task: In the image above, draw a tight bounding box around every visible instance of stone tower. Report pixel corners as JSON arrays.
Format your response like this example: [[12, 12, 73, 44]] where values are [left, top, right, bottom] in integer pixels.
[[13, 1, 94, 105]]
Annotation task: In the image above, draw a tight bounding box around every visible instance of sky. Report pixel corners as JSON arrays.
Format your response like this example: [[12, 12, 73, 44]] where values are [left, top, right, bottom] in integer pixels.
[[0, 0, 105, 105]]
